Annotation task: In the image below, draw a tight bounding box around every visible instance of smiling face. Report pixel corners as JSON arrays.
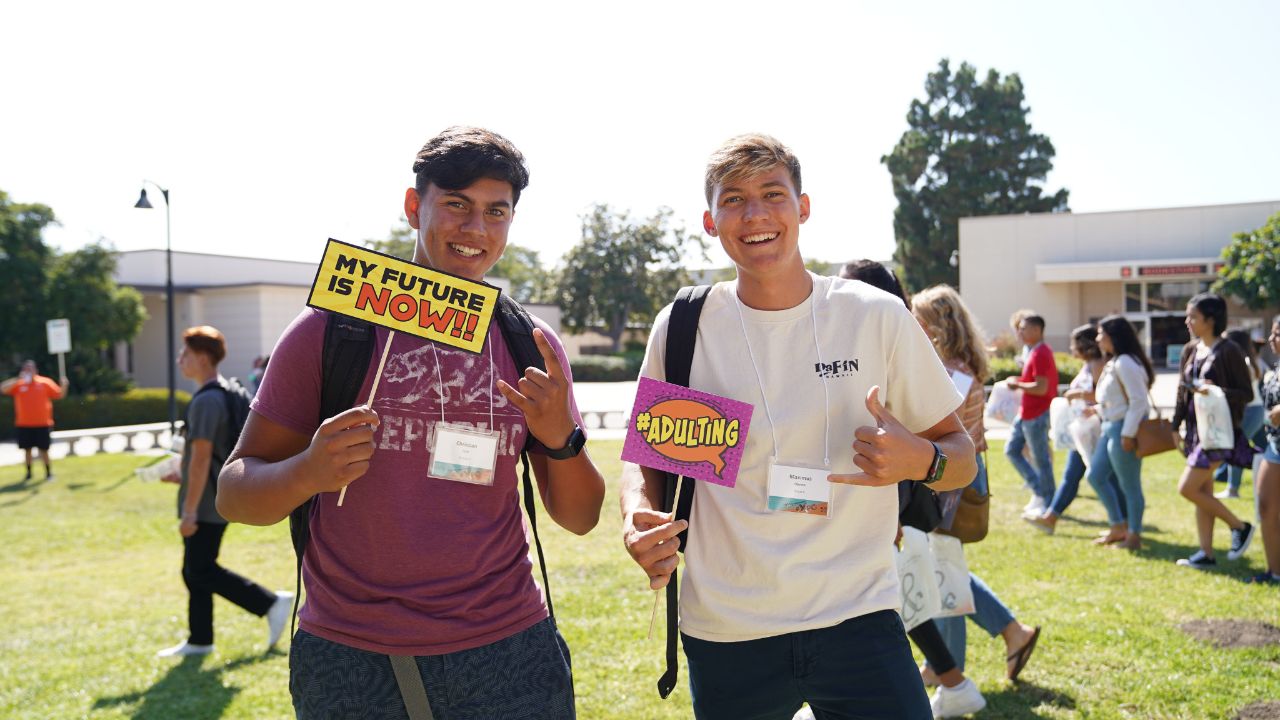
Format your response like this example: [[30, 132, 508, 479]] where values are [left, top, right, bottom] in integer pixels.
[[703, 165, 810, 286], [404, 177, 514, 281]]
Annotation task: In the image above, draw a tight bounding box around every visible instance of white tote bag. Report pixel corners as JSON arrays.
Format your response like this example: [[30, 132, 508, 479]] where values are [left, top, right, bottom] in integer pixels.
[[928, 532, 976, 618], [1049, 397, 1074, 451], [897, 527, 941, 631], [1194, 385, 1234, 450], [985, 383, 1020, 424], [1068, 412, 1103, 468]]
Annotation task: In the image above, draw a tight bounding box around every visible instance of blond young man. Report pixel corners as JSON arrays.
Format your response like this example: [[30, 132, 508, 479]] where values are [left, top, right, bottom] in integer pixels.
[[620, 135, 975, 720]]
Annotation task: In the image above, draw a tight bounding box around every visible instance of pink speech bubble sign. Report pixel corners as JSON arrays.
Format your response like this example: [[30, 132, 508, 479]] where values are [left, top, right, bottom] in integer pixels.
[[621, 377, 753, 488]]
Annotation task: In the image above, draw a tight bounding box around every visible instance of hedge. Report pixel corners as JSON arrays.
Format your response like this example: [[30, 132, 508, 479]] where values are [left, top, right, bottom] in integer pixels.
[[0, 388, 192, 440], [569, 355, 642, 382], [988, 352, 1081, 387]]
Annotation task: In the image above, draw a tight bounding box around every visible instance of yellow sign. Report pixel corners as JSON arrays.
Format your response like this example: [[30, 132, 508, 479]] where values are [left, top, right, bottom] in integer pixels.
[[307, 239, 501, 354]]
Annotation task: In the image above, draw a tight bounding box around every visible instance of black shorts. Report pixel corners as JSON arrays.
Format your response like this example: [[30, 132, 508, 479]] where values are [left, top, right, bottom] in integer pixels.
[[16, 426, 52, 450]]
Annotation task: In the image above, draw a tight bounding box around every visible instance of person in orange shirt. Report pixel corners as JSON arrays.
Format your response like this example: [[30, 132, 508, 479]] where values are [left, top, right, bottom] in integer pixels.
[[2, 360, 69, 482]]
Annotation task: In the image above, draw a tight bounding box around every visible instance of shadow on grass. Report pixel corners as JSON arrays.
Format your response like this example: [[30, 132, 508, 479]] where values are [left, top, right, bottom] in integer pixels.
[[982, 680, 1077, 718], [82, 471, 137, 493], [92, 652, 274, 719], [0, 475, 42, 507]]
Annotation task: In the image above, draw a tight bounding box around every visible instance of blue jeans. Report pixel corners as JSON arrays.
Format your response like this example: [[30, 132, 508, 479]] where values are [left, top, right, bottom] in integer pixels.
[[933, 573, 1017, 673], [1214, 403, 1265, 492], [1087, 420, 1145, 534], [1005, 411, 1055, 504], [683, 610, 930, 720], [1050, 449, 1123, 517], [289, 618, 575, 720]]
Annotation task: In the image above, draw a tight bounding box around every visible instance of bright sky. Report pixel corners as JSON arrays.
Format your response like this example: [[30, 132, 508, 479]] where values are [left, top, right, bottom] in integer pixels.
[[4, 1, 1278, 272]]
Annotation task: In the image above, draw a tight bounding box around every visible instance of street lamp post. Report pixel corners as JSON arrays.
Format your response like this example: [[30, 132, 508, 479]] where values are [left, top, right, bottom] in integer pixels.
[[134, 182, 176, 438]]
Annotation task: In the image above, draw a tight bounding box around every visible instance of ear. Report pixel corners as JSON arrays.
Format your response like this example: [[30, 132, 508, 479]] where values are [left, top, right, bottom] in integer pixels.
[[798, 193, 811, 224], [404, 188, 422, 230], [702, 210, 718, 237]]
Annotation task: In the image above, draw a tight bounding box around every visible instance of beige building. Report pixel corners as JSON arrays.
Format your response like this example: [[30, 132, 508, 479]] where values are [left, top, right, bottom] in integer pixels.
[[113, 250, 559, 389], [958, 200, 1280, 369]]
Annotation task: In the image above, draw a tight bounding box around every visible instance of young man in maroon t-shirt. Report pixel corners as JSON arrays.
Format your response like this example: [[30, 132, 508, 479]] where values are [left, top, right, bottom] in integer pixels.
[[216, 127, 605, 719], [1002, 313, 1059, 517]]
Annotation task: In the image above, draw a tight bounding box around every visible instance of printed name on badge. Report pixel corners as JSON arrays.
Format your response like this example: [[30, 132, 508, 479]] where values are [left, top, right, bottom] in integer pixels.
[[766, 462, 831, 517], [621, 377, 752, 488], [307, 238, 501, 354]]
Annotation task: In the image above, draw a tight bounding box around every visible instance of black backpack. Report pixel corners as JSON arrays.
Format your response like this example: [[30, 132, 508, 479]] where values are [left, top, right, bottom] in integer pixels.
[[192, 377, 254, 485], [657, 284, 710, 699], [286, 294, 554, 633]]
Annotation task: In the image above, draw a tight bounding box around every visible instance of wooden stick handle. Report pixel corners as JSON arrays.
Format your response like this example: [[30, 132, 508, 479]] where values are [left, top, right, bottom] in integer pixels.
[[337, 330, 396, 507]]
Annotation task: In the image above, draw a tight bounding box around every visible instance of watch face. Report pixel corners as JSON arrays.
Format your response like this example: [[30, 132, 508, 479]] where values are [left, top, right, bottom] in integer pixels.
[[933, 453, 948, 481]]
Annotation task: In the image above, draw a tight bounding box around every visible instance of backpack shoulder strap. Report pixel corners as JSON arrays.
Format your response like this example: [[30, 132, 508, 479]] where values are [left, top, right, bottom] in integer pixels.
[[286, 311, 376, 634], [492, 293, 557, 620], [657, 284, 710, 700]]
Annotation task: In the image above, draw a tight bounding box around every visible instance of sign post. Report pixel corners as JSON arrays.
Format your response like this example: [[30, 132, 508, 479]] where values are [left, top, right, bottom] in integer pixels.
[[46, 318, 71, 381]]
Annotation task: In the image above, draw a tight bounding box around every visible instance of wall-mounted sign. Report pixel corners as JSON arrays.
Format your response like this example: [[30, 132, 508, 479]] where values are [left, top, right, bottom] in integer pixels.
[[1137, 264, 1209, 277]]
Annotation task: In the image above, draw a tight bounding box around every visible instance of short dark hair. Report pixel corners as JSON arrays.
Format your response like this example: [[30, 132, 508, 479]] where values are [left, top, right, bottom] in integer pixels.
[[1022, 315, 1046, 331], [183, 325, 226, 365], [1189, 292, 1228, 335], [1070, 323, 1101, 360], [840, 259, 909, 309], [413, 126, 530, 206]]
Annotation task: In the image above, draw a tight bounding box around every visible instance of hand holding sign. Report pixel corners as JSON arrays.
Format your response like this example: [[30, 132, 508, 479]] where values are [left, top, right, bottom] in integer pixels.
[[496, 328, 577, 452], [623, 508, 687, 590], [304, 406, 380, 495], [830, 386, 933, 487]]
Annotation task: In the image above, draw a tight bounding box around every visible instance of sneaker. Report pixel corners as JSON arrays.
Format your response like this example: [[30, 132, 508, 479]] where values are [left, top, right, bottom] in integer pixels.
[[1228, 522, 1256, 560], [792, 706, 816, 720], [266, 590, 294, 648], [1176, 550, 1217, 570], [1214, 488, 1240, 499], [1022, 496, 1046, 518], [930, 678, 986, 718], [157, 641, 214, 657], [44, 473, 54, 482], [1245, 572, 1280, 585]]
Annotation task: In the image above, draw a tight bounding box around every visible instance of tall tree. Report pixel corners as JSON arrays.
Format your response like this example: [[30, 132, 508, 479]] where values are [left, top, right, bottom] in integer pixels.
[[557, 204, 707, 353], [365, 218, 550, 303], [0, 189, 146, 392], [883, 59, 1070, 291], [1214, 211, 1280, 309], [0, 191, 56, 370]]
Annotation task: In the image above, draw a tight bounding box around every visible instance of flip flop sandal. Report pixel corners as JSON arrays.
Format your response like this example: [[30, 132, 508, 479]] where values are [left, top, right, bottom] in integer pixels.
[[1006, 626, 1041, 681]]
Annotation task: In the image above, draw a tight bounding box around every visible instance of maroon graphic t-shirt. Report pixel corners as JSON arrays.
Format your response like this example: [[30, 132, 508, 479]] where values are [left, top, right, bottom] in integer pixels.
[[252, 308, 584, 655]]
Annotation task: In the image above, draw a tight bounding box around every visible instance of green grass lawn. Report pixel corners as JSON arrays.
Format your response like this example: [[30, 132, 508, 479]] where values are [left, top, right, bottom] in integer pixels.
[[1, 441, 1277, 719]]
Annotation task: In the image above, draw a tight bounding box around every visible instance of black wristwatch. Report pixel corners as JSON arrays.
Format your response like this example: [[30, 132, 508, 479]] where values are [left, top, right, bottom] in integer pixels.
[[918, 441, 948, 485], [544, 425, 586, 460]]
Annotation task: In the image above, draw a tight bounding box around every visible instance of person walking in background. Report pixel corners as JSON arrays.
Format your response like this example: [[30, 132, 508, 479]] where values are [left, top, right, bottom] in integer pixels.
[[1, 360, 68, 482], [1085, 316, 1154, 551], [838, 265, 987, 718], [911, 285, 1041, 695], [1215, 329, 1265, 499], [1003, 314, 1060, 518], [157, 326, 292, 657], [1249, 317, 1280, 585], [1172, 293, 1257, 569], [1028, 324, 1121, 535]]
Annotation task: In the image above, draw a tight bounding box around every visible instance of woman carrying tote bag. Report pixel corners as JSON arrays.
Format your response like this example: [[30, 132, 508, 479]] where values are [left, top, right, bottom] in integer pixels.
[[1087, 315, 1154, 550], [1172, 292, 1257, 569]]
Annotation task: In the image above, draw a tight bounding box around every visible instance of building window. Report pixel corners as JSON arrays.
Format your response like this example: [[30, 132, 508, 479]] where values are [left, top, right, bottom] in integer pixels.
[[1146, 281, 1208, 312], [1125, 283, 1142, 313]]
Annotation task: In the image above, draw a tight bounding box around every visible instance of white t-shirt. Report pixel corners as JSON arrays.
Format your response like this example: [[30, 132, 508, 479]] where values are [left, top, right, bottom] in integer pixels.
[[638, 274, 963, 642]]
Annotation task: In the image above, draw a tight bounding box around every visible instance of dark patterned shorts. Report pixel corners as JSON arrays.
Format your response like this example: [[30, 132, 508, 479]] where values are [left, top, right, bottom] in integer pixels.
[[289, 618, 574, 720]]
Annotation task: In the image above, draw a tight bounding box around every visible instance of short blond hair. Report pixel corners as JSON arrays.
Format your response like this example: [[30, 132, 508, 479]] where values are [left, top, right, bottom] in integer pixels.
[[704, 134, 802, 207], [912, 285, 991, 382]]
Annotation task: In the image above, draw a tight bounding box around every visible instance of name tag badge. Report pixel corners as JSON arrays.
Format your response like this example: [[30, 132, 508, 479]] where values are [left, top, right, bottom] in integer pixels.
[[429, 422, 500, 486], [766, 461, 831, 517]]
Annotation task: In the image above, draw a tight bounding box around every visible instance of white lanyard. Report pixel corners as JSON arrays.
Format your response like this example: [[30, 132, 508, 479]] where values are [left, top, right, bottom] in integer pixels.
[[428, 335, 496, 429], [732, 279, 831, 467]]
